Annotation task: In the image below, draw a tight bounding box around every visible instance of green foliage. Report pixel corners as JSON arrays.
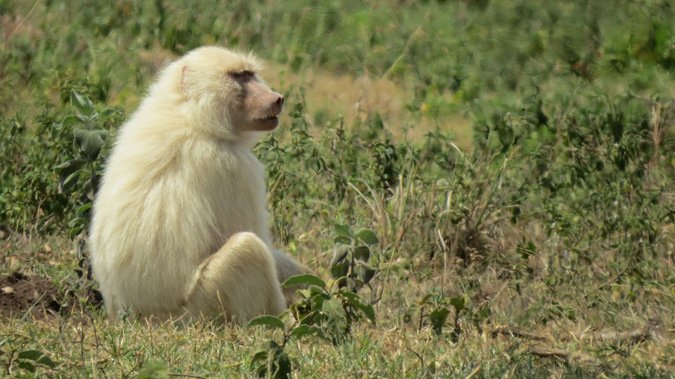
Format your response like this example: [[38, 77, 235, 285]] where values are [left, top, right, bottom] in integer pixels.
[[286, 276, 376, 344], [248, 266, 377, 377], [55, 91, 123, 238], [248, 340, 292, 379], [136, 360, 173, 379], [0, 339, 58, 376], [0, 112, 66, 233], [331, 224, 379, 293], [407, 292, 471, 340]]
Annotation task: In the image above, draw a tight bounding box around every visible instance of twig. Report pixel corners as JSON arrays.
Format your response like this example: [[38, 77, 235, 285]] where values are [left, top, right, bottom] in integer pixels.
[[3, 0, 40, 48], [578, 325, 658, 345], [493, 321, 662, 346], [529, 345, 599, 368], [437, 229, 448, 297], [464, 365, 482, 379], [347, 182, 376, 216], [266, 167, 285, 202], [19, 292, 47, 322], [529, 346, 570, 359], [491, 326, 547, 341], [649, 101, 663, 168], [382, 25, 422, 80], [167, 374, 208, 379], [407, 347, 424, 367]]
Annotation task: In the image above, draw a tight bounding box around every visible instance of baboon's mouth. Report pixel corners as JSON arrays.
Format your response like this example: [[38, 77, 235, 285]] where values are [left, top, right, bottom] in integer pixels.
[[255, 114, 278, 121], [250, 113, 280, 131]]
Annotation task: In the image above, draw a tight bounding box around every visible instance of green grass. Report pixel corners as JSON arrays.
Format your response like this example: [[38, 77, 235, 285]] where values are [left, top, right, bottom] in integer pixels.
[[1, 0, 674, 377]]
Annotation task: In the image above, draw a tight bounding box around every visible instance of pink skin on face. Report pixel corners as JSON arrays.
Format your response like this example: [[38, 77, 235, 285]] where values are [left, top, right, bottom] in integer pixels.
[[230, 71, 285, 132]]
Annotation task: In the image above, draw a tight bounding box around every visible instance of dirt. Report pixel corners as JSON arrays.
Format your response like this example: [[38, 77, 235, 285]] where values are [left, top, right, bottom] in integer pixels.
[[0, 271, 64, 320]]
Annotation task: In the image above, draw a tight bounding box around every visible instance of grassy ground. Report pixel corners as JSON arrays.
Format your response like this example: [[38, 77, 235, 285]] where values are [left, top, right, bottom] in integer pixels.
[[1, 0, 674, 377]]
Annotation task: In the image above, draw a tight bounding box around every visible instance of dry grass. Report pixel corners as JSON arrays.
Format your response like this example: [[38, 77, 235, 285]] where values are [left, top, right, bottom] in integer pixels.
[[266, 64, 474, 149], [2, 259, 673, 378]]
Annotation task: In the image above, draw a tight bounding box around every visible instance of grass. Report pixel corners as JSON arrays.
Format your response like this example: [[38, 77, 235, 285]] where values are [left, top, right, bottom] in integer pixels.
[[1, 0, 674, 377]]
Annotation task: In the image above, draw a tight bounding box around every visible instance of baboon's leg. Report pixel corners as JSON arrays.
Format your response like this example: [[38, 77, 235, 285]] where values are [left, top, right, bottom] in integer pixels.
[[186, 232, 286, 323]]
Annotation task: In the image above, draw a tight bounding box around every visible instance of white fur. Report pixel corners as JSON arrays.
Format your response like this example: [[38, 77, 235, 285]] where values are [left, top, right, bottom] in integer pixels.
[[89, 46, 306, 323]]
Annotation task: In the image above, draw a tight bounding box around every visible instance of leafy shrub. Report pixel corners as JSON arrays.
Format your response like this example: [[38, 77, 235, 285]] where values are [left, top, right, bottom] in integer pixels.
[[247, 224, 378, 377], [54, 91, 123, 238]]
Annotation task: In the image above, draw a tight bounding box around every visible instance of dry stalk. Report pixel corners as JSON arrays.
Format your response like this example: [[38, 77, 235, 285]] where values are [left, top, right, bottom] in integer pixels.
[[649, 101, 664, 168], [574, 320, 663, 345], [491, 326, 548, 341], [3, 0, 40, 48], [493, 321, 664, 346], [528, 346, 571, 359]]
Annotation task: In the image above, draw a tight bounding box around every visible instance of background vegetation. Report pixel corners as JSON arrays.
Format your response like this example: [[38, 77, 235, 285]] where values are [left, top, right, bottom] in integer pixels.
[[1, 0, 673, 377]]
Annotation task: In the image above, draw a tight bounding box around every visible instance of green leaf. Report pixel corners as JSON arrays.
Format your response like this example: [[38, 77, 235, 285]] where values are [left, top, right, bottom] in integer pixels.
[[289, 324, 325, 340], [246, 315, 285, 330], [333, 236, 351, 245], [37, 354, 56, 368], [430, 308, 450, 336], [74, 128, 109, 161], [98, 108, 122, 121], [290, 299, 312, 320], [17, 350, 56, 369], [16, 360, 35, 373], [322, 297, 345, 315], [331, 244, 351, 265], [355, 229, 379, 245], [450, 296, 466, 312], [60, 170, 82, 193], [338, 290, 376, 324], [56, 159, 87, 193], [330, 261, 349, 279], [264, 340, 280, 349], [56, 115, 85, 130], [338, 289, 359, 303], [320, 298, 350, 344], [76, 202, 92, 214], [310, 291, 329, 309], [249, 349, 269, 367], [71, 90, 95, 116], [250, 342, 291, 379], [55, 158, 88, 175], [353, 246, 370, 262], [297, 288, 311, 299], [345, 277, 358, 291], [308, 285, 327, 297], [271, 346, 292, 379], [418, 293, 434, 305], [334, 223, 353, 239], [281, 274, 326, 289], [517, 241, 537, 259], [475, 306, 491, 321], [17, 350, 46, 361], [358, 263, 376, 285], [357, 302, 376, 324]]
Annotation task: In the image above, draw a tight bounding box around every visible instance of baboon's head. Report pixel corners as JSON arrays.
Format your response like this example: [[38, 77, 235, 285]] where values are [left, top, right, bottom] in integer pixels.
[[179, 46, 284, 138]]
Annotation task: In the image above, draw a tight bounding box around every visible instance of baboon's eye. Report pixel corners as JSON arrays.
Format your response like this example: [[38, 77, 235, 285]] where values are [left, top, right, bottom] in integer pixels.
[[230, 70, 254, 80]]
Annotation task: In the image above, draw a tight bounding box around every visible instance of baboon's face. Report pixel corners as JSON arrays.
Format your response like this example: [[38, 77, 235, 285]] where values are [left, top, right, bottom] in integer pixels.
[[229, 70, 284, 132]]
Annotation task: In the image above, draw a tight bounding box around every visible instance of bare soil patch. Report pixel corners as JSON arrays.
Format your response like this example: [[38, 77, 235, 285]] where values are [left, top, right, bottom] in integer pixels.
[[0, 271, 63, 320]]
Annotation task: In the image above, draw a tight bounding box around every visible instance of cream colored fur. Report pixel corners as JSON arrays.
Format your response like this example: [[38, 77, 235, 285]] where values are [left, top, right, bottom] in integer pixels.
[[89, 46, 307, 323]]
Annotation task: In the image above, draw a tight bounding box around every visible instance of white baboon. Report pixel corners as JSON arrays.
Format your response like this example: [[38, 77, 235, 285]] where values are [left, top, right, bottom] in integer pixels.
[[89, 46, 309, 323]]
